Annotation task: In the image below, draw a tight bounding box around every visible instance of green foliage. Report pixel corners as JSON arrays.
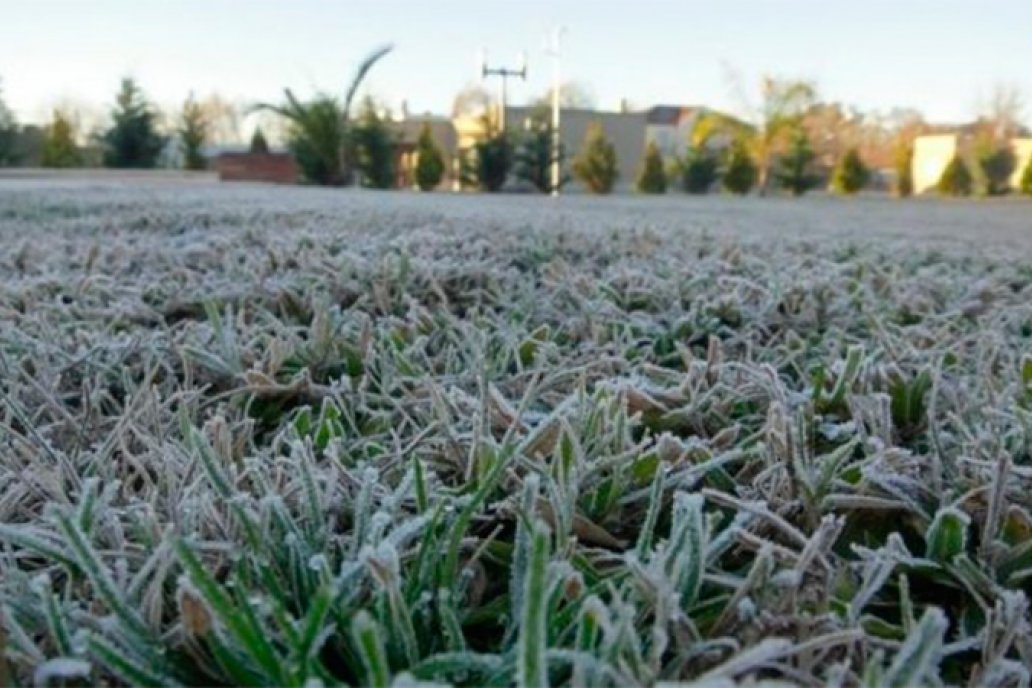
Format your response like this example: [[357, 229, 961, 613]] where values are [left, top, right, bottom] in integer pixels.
[[352, 99, 396, 189], [0, 79, 17, 166], [937, 156, 973, 196], [830, 147, 869, 194], [636, 141, 667, 194], [413, 123, 445, 191], [279, 95, 348, 185], [179, 95, 209, 171], [257, 45, 392, 186], [679, 145, 719, 194], [894, 143, 914, 197], [41, 110, 81, 168], [101, 78, 166, 169], [775, 127, 818, 196], [513, 113, 566, 193], [1021, 156, 1032, 195], [722, 138, 757, 194], [975, 139, 1016, 196], [464, 132, 513, 192], [571, 122, 618, 194], [6, 187, 1032, 686], [250, 127, 270, 154]]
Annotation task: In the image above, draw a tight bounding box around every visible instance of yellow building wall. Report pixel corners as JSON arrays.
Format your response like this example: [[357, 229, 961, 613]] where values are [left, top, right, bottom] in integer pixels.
[[1010, 138, 1032, 190], [912, 135, 958, 194]]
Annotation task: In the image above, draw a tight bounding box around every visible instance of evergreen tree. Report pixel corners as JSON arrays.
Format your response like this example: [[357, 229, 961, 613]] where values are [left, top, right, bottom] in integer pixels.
[[938, 156, 973, 196], [41, 110, 81, 168], [250, 127, 270, 154], [975, 138, 1015, 196], [722, 138, 757, 195], [775, 127, 817, 196], [894, 143, 914, 197], [679, 145, 719, 194], [101, 78, 166, 168], [179, 95, 208, 171], [351, 99, 396, 189], [513, 115, 566, 193], [413, 122, 445, 191], [465, 132, 512, 192], [571, 122, 618, 194], [830, 147, 869, 195], [1021, 156, 1032, 196], [0, 79, 19, 166], [636, 141, 667, 194]]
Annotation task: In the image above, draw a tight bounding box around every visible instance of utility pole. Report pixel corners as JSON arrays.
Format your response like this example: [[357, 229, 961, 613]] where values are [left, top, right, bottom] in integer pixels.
[[546, 27, 566, 196], [479, 50, 526, 132]]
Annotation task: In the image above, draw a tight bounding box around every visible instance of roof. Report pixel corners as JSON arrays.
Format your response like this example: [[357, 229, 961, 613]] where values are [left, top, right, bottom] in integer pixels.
[[646, 105, 701, 125]]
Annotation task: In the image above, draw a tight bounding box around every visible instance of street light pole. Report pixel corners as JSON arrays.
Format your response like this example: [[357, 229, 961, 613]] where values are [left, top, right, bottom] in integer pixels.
[[546, 27, 566, 196], [480, 50, 527, 132]]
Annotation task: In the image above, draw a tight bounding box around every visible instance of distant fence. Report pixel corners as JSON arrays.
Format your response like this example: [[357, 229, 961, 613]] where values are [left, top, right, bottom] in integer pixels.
[[215, 153, 298, 184]]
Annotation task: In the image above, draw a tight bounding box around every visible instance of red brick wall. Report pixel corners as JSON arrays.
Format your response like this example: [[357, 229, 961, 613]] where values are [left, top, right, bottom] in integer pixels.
[[216, 153, 299, 184]]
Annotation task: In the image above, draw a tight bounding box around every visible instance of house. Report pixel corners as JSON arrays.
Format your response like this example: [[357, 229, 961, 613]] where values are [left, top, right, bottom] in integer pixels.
[[392, 116, 458, 190], [505, 106, 648, 192], [912, 133, 1032, 194], [645, 105, 703, 160]]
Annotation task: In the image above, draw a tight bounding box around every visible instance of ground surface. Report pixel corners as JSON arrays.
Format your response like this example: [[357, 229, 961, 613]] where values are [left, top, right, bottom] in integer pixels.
[[2, 181, 1032, 686]]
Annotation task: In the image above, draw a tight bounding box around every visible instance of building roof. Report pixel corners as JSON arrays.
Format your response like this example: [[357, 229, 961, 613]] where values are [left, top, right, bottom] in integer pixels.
[[645, 105, 701, 125]]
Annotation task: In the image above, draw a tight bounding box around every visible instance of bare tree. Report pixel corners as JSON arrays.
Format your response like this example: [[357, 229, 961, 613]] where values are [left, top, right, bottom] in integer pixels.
[[722, 66, 817, 193], [533, 81, 596, 110], [451, 83, 495, 119], [980, 84, 1025, 141]]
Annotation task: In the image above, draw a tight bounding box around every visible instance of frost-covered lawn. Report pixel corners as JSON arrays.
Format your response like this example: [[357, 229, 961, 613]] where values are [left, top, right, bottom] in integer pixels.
[[2, 182, 1032, 686]]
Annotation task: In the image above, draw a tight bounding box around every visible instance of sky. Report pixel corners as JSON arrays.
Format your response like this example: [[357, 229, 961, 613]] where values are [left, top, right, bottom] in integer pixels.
[[2, 0, 1030, 131]]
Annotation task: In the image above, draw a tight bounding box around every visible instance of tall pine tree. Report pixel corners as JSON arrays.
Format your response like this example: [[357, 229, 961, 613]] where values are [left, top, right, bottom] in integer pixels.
[[571, 122, 618, 194], [775, 127, 817, 196], [413, 123, 445, 191], [179, 95, 209, 171], [352, 99, 396, 189], [636, 141, 667, 194], [102, 78, 166, 168], [513, 112, 566, 193], [723, 138, 757, 195], [830, 148, 869, 195]]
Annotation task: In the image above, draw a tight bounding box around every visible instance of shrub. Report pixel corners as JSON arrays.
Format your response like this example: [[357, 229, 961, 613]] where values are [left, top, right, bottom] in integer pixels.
[[413, 123, 445, 191], [179, 95, 208, 171], [352, 99, 396, 189], [937, 156, 973, 196], [679, 146, 719, 194], [0, 79, 17, 166], [513, 114, 566, 194], [250, 127, 270, 154], [636, 141, 667, 194], [465, 132, 512, 192], [41, 110, 81, 168], [894, 143, 914, 197], [572, 122, 618, 194], [976, 140, 1015, 196], [1021, 156, 1032, 195], [101, 78, 166, 169], [775, 128, 817, 196], [722, 138, 757, 194], [830, 147, 869, 195]]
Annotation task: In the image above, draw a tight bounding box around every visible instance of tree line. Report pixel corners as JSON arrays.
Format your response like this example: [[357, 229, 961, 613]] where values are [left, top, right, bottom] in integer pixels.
[[2, 54, 1030, 197]]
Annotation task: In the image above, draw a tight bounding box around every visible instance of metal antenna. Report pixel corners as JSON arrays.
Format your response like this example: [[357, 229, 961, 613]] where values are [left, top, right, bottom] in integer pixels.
[[480, 49, 527, 132]]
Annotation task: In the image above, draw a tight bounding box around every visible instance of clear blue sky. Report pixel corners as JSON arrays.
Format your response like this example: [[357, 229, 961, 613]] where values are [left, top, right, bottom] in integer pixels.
[[2, 0, 1030, 126]]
